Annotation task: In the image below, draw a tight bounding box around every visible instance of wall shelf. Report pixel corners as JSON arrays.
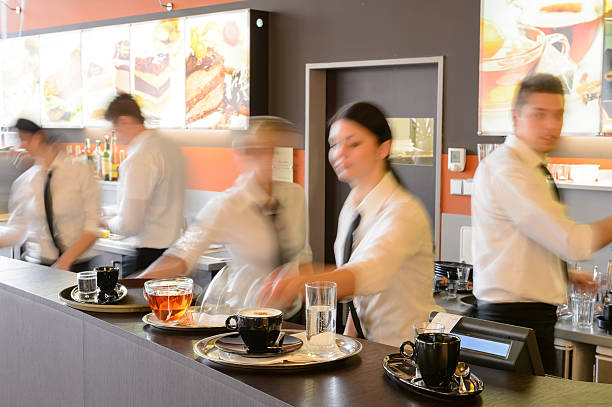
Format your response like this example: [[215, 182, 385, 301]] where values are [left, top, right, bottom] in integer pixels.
[[557, 181, 612, 192]]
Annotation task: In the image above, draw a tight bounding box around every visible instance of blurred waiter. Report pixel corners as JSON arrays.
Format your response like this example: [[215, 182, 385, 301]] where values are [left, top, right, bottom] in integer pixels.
[[472, 74, 612, 374], [0, 119, 100, 271], [103, 94, 185, 277]]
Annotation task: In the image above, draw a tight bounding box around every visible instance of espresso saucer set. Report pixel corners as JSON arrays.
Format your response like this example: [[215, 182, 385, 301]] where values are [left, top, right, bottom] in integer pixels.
[[383, 353, 484, 400], [70, 284, 127, 304], [213, 332, 303, 357]]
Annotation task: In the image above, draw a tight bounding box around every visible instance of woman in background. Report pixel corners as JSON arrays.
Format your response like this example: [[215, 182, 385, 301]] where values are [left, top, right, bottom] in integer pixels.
[[138, 117, 310, 319]]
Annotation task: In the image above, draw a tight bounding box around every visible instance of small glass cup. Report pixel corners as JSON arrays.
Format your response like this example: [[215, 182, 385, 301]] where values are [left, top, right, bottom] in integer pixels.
[[447, 279, 458, 299], [77, 271, 97, 301], [477, 144, 488, 162], [557, 164, 570, 181], [305, 281, 337, 356]]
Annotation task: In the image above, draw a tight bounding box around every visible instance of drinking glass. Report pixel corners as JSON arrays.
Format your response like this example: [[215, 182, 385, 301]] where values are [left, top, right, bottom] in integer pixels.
[[305, 281, 337, 356], [77, 271, 97, 301], [447, 278, 458, 299], [477, 144, 488, 162], [571, 291, 596, 328], [413, 322, 444, 339]]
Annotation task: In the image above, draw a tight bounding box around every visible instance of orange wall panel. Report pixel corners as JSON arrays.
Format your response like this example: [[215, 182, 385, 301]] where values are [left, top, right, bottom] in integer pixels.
[[440, 154, 478, 216]]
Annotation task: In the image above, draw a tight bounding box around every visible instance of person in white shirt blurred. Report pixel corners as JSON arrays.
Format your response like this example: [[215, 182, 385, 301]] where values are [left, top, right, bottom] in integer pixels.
[[261, 102, 442, 347], [0, 118, 100, 271], [472, 73, 612, 374], [138, 117, 310, 319], [103, 94, 185, 277]]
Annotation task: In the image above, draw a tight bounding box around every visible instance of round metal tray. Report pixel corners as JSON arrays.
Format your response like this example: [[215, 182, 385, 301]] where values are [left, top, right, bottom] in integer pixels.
[[194, 329, 362, 371]]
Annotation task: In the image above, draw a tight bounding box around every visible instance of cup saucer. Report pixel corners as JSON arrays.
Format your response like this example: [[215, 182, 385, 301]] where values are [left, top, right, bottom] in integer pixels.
[[70, 284, 127, 304], [214, 333, 303, 358]]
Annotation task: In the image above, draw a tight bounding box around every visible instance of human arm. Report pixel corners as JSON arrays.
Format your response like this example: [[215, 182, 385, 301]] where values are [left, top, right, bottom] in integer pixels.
[[138, 197, 227, 277], [53, 231, 97, 271], [134, 255, 188, 278], [0, 179, 29, 248]]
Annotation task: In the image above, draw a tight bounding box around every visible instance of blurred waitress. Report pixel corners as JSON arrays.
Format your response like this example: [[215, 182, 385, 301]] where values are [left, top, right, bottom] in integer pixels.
[[138, 117, 311, 319], [265, 102, 441, 347]]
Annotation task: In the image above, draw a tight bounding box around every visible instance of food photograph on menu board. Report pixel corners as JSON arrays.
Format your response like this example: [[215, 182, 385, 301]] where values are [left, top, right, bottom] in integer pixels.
[[40, 31, 83, 127], [185, 10, 249, 129], [479, 0, 603, 135], [131, 18, 185, 127], [82, 25, 130, 127], [1, 37, 40, 127], [602, 2, 612, 134]]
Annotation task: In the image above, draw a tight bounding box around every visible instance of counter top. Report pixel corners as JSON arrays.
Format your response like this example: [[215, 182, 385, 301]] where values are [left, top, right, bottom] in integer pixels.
[[435, 292, 612, 349], [1, 257, 611, 406]]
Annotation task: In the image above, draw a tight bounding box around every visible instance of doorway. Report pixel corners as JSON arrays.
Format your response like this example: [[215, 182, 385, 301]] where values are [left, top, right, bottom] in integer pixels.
[[306, 57, 443, 263]]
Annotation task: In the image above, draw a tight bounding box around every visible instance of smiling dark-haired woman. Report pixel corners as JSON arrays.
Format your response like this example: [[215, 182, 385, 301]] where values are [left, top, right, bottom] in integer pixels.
[[263, 102, 441, 347]]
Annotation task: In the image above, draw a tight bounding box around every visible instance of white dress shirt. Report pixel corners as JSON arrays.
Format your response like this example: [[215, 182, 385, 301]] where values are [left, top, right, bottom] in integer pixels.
[[166, 172, 311, 313], [0, 151, 101, 264], [108, 130, 185, 249], [336, 172, 443, 347], [472, 135, 594, 305]]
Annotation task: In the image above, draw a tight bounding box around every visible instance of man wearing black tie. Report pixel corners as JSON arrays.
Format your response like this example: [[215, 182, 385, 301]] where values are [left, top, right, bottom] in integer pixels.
[[0, 119, 100, 271], [472, 74, 612, 374]]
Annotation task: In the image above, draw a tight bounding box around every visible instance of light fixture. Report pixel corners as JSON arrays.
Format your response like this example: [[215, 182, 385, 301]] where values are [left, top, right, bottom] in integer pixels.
[[157, 0, 173, 11], [1, 1, 21, 14]]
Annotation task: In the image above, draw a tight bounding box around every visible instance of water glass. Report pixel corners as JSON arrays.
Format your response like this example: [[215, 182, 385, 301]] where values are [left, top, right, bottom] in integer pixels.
[[305, 281, 337, 356], [571, 292, 596, 328], [477, 144, 488, 162], [447, 279, 458, 299], [77, 271, 97, 301]]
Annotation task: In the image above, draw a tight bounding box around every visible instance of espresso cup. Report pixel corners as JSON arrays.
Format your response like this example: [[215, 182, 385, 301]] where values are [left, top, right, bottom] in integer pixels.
[[94, 261, 120, 298], [400, 333, 461, 389], [225, 308, 283, 353]]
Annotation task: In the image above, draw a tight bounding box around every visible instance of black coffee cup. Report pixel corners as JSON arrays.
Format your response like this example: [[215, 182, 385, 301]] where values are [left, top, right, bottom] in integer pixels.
[[95, 261, 120, 298], [225, 308, 283, 353], [400, 333, 461, 389]]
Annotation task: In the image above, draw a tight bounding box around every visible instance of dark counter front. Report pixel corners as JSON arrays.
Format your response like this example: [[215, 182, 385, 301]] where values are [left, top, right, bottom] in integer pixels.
[[1, 257, 612, 407]]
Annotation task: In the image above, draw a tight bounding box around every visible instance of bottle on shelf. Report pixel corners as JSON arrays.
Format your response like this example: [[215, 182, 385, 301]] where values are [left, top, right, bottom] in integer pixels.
[[102, 136, 112, 181], [94, 139, 102, 179], [85, 138, 95, 174], [111, 132, 119, 182], [66, 145, 73, 156]]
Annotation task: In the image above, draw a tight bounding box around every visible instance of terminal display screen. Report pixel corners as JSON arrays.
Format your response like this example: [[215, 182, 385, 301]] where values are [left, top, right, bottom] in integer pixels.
[[454, 333, 511, 358]]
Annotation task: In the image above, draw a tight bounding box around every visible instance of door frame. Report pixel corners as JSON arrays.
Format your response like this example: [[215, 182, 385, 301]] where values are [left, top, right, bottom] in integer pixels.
[[305, 56, 444, 262]]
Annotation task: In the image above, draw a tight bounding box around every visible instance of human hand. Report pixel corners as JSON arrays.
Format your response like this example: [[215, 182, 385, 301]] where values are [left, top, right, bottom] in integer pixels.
[[53, 255, 74, 272], [257, 269, 304, 310], [569, 271, 598, 294]]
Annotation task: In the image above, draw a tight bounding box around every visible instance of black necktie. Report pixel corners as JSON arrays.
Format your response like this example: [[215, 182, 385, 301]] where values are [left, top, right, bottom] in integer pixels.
[[258, 200, 284, 269], [44, 170, 62, 257], [343, 213, 365, 339], [539, 164, 568, 282]]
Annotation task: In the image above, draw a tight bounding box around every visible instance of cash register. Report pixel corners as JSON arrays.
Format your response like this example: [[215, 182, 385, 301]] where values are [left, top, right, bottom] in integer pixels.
[[430, 312, 545, 376]]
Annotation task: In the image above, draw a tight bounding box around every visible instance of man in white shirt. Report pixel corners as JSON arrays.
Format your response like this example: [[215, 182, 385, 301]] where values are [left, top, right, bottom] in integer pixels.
[[0, 119, 100, 271], [103, 94, 185, 277], [472, 74, 612, 374]]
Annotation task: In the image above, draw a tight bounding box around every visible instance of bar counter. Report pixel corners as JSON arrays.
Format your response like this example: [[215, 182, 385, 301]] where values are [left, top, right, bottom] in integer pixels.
[[1, 257, 611, 407]]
